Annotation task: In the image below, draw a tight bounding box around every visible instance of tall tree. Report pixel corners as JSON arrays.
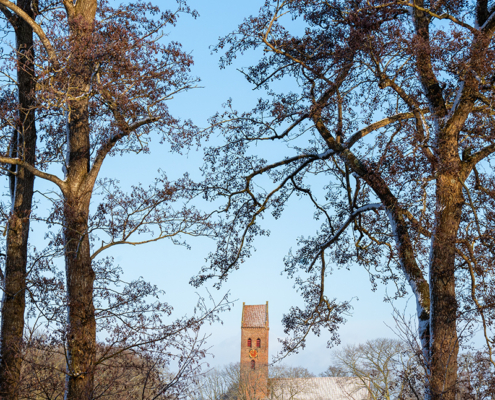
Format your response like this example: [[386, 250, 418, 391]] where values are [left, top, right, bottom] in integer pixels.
[[193, 1, 495, 399], [0, 0, 38, 398], [0, 0, 206, 398]]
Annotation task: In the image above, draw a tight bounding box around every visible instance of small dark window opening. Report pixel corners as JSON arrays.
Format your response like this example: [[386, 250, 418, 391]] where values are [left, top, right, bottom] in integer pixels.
[[251, 360, 255, 370], [247, 338, 252, 347], [256, 338, 261, 348]]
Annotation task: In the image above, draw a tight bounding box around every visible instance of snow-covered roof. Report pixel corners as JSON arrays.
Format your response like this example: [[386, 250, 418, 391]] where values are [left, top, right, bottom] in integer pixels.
[[242, 303, 268, 328], [270, 377, 370, 400]]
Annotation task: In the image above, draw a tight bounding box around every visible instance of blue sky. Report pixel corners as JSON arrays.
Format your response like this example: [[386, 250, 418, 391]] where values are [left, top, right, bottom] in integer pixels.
[[14, 0, 416, 375], [88, 0, 416, 374]]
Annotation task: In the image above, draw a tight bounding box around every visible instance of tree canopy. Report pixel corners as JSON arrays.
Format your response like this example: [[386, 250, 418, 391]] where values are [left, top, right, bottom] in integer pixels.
[[191, 1, 495, 399], [1, 1, 495, 399]]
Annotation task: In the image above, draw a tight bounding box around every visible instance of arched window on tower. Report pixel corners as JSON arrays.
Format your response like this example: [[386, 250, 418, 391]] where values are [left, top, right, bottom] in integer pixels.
[[251, 360, 255, 370], [247, 338, 252, 347], [256, 338, 261, 348]]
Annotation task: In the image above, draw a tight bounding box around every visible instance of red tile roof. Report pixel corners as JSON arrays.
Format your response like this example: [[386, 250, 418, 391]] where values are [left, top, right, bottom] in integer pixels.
[[242, 304, 268, 327]]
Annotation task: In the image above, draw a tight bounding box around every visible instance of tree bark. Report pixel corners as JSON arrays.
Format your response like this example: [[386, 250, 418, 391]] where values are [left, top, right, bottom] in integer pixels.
[[63, 89, 96, 399], [64, 197, 95, 399], [0, 2, 37, 398], [429, 174, 463, 400], [62, 5, 98, 397], [428, 123, 464, 400]]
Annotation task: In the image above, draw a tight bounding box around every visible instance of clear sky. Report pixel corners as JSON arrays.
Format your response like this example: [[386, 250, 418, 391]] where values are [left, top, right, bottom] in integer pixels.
[[22, 0, 414, 375], [90, 0, 417, 374]]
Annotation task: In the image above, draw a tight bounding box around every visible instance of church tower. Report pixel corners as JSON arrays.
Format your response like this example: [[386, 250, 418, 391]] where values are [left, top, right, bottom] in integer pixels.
[[240, 302, 269, 399]]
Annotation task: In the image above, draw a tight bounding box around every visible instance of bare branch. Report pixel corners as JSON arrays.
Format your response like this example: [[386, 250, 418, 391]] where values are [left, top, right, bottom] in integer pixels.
[[87, 115, 159, 187], [464, 143, 495, 170], [481, 10, 495, 35], [345, 111, 419, 149], [476, 0, 490, 27], [0, 4, 15, 26], [399, 1, 477, 33], [308, 203, 385, 272], [0, 156, 66, 191], [0, 0, 57, 66], [62, 0, 75, 19]]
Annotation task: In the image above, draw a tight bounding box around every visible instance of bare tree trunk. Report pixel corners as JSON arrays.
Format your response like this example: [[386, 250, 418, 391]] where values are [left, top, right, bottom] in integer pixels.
[[61, 6, 97, 397], [429, 144, 463, 400], [0, 2, 37, 398], [63, 93, 96, 399], [64, 201, 95, 399]]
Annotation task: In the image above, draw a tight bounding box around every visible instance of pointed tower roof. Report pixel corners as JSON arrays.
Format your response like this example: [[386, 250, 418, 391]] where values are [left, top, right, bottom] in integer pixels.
[[241, 302, 269, 328]]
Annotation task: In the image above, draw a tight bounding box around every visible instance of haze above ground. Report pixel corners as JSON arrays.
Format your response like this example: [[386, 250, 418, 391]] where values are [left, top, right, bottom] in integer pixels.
[[96, 0, 413, 374]]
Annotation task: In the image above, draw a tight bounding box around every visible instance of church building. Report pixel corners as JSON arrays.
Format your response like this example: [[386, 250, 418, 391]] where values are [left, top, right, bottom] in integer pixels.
[[240, 302, 269, 399], [239, 302, 370, 400]]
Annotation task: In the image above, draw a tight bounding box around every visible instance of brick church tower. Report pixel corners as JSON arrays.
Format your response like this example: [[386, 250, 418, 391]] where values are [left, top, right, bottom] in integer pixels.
[[240, 302, 269, 399]]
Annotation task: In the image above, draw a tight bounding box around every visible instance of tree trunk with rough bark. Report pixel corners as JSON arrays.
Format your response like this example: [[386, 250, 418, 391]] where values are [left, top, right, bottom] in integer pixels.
[[63, 86, 96, 398], [428, 136, 464, 400], [0, 2, 37, 398], [60, 5, 98, 396], [64, 196, 95, 399]]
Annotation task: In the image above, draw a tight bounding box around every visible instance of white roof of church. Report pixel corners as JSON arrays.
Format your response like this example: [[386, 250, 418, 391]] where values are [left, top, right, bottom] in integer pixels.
[[270, 377, 370, 400]]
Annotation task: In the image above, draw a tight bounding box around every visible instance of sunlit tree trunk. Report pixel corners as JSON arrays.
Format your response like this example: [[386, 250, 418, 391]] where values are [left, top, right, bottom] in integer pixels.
[[428, 131, 463, 400], [63, 198, 95, 399], [63, 91, 96, 399], [60, 4, 98, 396]]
